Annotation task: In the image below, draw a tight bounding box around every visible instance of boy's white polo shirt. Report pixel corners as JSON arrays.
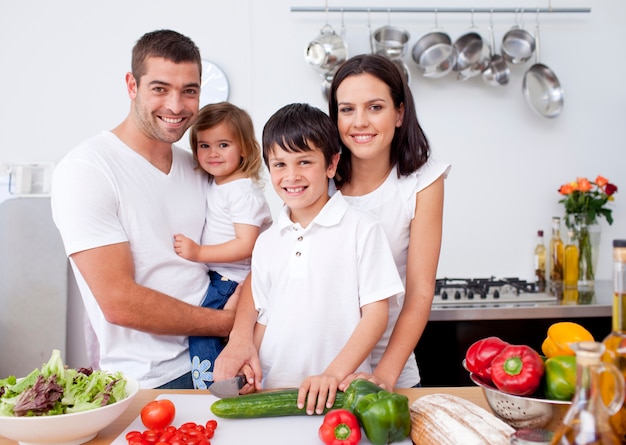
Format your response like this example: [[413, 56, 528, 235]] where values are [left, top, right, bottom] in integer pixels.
[[251, 191, 404, 389]]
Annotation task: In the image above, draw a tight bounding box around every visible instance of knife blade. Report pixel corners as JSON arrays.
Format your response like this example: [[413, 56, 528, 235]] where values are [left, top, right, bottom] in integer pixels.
[[210, 375, 247, 398]]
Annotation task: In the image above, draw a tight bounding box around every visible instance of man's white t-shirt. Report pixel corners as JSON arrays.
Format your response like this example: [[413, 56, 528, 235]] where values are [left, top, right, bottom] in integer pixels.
[[51, 131, 210, 388], [251, 192, 404, 389]]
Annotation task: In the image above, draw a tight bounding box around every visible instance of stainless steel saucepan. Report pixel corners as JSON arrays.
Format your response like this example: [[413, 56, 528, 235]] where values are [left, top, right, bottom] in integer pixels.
[[482, 21, 510, 86], [453, 12, 487, 81], [411, 13, 456, 79], [305, 24, 348, 73], [522, 23, 564, 118], [372, 25, 411, 59], [501, 11, 536, 65]]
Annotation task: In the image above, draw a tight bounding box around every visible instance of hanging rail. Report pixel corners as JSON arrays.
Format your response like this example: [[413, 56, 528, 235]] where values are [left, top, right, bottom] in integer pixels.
[[290, 6, 591, 14]]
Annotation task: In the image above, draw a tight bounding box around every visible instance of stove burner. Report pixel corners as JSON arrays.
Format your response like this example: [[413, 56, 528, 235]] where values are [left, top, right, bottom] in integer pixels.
[[433, 277, 552, 306]]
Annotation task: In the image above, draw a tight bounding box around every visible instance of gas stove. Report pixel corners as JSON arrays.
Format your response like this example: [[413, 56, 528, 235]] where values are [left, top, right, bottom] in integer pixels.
[[432, 277, 558, 306]]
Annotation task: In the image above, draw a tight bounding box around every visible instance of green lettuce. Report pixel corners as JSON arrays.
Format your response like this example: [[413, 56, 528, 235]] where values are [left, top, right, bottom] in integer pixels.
[[0, 349, 127, 417]]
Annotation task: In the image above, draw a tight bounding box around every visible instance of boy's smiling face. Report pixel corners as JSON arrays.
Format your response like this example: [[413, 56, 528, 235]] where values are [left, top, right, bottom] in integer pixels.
[[267, 143, 339, 227]]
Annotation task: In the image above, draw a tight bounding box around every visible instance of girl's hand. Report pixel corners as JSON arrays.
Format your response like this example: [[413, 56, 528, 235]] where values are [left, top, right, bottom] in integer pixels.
[[173, 234, 200, 261], [298, 374, 339, 415]]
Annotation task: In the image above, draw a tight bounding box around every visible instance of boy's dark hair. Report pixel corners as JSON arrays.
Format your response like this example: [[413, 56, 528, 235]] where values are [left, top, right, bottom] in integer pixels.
[[131, 29, 201, 85], [262, 103, 340, 167], [328, 54, 430, 186]]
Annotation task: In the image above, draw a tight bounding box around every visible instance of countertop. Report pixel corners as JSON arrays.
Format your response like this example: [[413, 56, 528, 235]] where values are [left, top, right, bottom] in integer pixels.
[[0, 387, 489, 445], [429, 280, 612, 321]]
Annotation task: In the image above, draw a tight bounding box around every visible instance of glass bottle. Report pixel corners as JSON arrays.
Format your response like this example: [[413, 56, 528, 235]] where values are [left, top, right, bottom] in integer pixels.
[[535, 230, 547, 292], [564, 229, 579, 289], [549, 217, 564, 297], [551, 341, 625, 445], [602, 239, 626, 443]]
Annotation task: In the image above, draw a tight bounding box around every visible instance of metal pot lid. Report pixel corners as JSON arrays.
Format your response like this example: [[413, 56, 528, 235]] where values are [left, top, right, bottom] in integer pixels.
[[200, 60, 229, 106]]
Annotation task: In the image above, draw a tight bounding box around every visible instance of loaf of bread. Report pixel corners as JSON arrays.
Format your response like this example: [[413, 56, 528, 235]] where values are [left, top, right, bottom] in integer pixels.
[[410, 393, 515, 445]]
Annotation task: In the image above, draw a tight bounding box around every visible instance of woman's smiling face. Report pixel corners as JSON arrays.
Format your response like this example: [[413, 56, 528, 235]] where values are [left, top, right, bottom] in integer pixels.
[[335, 73, 404, 163]]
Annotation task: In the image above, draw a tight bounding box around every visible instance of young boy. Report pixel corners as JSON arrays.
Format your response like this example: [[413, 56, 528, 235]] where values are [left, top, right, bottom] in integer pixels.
[[248, 103, 404, 415]]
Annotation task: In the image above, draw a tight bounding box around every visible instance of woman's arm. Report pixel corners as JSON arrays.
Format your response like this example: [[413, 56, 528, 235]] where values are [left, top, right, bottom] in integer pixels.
[[373, 175, 445, 389], [297, 299, 389, 415]]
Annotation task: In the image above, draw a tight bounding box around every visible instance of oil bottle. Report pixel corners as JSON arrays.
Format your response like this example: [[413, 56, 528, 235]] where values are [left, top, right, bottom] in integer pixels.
[[564, 229, 579, 289], [535, 229, 547, 292], [602, 239, 626, 443], [551, 341, 625, 444], [549, 217, 564, 297]]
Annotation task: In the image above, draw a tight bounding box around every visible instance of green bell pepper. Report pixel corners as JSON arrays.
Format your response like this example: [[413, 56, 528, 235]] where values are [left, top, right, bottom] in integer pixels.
[[342, 379, 411, 445], [544, 355, 577, 401]]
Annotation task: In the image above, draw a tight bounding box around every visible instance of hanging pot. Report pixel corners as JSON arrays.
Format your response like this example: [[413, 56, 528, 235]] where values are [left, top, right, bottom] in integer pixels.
[[482, 23, 510, 86], [501, 12, 536, 65], [522, 23, 564, 118], [453, 13, 485, 80], [412, 31, 457, 78], [305, 24, 348, 73], [371, 25, 410, 59]]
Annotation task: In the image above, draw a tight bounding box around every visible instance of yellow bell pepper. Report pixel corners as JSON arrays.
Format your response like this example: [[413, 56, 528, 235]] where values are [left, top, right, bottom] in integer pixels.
[[541, 322, 594, 358]]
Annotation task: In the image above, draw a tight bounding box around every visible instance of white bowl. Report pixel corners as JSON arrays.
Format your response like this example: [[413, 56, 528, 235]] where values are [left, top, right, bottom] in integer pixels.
[[469, 372, 571, 431], [0, 376, 139, 445]]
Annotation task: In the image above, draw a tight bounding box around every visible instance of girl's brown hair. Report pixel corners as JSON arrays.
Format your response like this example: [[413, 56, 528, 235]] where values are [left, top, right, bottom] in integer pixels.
[[189, 102, 263, 183]]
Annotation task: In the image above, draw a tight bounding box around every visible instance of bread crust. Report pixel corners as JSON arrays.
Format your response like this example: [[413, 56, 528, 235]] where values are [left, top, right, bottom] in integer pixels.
[[410, 393, 515, 445]]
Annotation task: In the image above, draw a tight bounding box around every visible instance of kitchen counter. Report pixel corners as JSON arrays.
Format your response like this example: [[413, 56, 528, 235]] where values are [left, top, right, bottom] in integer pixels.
[[429, 280, 612, 321], [0, 387, 489, 445]]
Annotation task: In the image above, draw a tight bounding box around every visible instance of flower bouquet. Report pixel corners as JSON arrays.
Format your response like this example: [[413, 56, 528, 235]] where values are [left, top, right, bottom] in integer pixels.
[[557, 175, 618, 285]]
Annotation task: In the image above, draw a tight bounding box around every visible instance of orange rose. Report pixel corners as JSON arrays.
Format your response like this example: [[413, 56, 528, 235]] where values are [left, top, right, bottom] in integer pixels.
[[596, 175, 609, 187], [559, 184, 574, 195], [577, 178, 592, 192]]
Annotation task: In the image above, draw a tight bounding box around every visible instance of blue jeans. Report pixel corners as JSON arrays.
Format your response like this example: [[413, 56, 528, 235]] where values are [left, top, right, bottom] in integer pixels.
[[156, 372, 194, 389], [189, 270, 238, 389]]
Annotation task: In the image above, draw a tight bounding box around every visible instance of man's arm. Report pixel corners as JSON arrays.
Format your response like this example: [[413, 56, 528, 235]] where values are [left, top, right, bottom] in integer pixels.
[[72, 241, 234, 336]]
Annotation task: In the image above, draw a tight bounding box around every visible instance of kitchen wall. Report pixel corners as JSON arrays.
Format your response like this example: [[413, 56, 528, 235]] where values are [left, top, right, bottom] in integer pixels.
[[0, 2, 623, 291]]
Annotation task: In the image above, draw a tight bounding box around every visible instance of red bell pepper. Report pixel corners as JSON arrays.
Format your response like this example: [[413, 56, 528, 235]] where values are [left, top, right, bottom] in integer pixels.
[[465, 336, 510, 385], [490, 344, 545, 396], [318, 409, 362, 445]]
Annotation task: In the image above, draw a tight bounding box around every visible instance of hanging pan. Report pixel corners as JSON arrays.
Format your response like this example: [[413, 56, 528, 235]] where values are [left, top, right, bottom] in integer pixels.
[[411, 11, 457, 79], [522, 20, 564, 118]]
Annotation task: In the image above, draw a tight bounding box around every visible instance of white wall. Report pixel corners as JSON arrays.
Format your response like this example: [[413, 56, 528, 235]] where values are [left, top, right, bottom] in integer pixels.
[[1, 0, 624, 283]]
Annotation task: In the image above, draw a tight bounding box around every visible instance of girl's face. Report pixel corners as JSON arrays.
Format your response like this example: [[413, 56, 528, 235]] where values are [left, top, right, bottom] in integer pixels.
[[195, 121, 245, 184], [335, 73, 404, 164], [267, 145, 339, 226]]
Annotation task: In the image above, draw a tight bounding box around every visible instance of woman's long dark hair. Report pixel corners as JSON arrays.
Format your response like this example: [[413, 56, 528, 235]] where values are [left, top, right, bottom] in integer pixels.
[[328, 54, 430, 187]]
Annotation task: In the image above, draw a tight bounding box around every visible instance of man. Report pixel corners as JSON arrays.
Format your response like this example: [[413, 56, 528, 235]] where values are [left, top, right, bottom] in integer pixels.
[[51, 30, 235, 389]]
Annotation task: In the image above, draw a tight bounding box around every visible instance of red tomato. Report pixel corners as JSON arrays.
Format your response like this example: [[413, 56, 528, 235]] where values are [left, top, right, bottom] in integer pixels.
[[140, 399, 176, 430]]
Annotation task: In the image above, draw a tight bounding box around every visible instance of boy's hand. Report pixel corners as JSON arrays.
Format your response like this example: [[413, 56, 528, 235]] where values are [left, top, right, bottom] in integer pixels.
[[173, 234, 200, 261], [297, 374, 339, 415]]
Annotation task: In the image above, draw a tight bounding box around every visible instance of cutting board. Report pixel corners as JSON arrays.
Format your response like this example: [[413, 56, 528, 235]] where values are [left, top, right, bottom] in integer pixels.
[[112, 394, 413, 445]]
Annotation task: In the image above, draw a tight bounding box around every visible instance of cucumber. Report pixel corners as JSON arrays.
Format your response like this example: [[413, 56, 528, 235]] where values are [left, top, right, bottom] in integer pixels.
[[210, 389, 346, 418]]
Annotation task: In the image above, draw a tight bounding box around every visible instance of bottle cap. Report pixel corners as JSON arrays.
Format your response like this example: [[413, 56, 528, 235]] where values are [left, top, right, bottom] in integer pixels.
[[538, 230, 544, 236], [614, 239, 626, 248]]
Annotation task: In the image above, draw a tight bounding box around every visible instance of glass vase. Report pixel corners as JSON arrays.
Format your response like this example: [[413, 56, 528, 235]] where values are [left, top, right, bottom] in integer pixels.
[[567, 213, 601, 288]]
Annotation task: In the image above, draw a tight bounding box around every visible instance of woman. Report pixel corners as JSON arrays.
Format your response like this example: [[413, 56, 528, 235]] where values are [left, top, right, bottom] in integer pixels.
[[329, 54, 450, 390]]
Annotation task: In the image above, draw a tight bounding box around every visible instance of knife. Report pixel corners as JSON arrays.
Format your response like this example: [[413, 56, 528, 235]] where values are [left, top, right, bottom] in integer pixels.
[[210, 375, 247, 398]]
